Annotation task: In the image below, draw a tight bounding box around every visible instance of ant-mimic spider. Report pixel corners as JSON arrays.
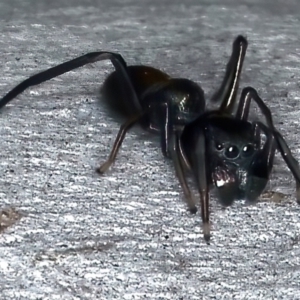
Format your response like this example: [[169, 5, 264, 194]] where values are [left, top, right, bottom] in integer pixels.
[[1, 35, 300, 241]]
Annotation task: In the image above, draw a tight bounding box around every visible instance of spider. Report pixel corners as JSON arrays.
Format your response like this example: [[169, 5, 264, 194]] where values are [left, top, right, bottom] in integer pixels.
[[0, 35, 299, 241]]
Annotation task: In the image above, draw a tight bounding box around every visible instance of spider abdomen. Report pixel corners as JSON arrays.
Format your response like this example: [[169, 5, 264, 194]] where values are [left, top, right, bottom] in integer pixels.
[[101, 65, 170, 119]]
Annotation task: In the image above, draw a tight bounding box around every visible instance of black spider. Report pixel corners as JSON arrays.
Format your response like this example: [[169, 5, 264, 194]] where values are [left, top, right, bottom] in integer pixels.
[[1, 35, 299, 241]]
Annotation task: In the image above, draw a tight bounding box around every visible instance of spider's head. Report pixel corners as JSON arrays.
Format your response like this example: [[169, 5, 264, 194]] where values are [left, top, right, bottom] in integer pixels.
[[206, 116, 259, 170], [205, 116, 268, 205]]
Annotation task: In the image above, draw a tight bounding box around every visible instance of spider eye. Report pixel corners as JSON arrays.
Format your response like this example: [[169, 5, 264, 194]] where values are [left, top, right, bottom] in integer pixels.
[[242, 144, 254, 157], [225, 145, 239, 159], [215, 142, 224, 151]]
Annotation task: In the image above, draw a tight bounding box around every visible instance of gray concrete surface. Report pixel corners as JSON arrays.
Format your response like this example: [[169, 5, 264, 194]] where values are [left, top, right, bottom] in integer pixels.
[[0, 0, 300, 299]]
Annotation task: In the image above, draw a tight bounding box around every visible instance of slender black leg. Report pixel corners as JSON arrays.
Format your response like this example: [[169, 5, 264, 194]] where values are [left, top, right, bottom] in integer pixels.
[[190, 128, 210, 241], [245, 122, 276, 202], [97, 114, 142, 174], [160, 102, 172, 157], [196, 130, 210, 242], [180, 120, 211, 241], [235, 87, 253, 121], [260, 124, 300, 204], [211, 35, 248, 114], [159, 102, 198, 213], [169, 132, 198, 214], [235, 87, 274, 126], [236, 87, 300, 203], [0, 52, 143, 114], [273, 130, 300, 204]]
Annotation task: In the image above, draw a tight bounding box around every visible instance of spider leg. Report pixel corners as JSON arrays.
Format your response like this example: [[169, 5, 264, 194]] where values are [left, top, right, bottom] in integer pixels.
[[236, 87, 300, 203], [0, 51, 143, 114], [160, 102, 198, 214], [273, 130, 300, 203], [170, 132, 198, 215], [192, 129, 210, 241], [234, 89, 275, 201], [246, 122, 276, 202], [211, 35, 248, 114], [181, 125, 210, 241], [97, 113, 143, 174], [0, 52, 148, 174], [235, 87, 274, 125], [180, 117, 211, 241], [160, 101, 172, 158]]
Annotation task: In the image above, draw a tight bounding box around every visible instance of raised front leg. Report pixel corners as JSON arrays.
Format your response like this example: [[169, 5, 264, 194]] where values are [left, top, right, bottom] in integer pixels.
[[211, 35, 248, 114]]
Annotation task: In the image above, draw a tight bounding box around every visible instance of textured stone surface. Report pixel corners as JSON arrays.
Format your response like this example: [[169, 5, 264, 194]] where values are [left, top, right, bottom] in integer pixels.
[[0, 1, 300, 299]]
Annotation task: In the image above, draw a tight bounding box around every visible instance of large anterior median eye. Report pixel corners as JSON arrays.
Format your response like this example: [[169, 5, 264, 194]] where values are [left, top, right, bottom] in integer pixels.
[[225, 145, 239, 159], [242, 144, 254, 157]]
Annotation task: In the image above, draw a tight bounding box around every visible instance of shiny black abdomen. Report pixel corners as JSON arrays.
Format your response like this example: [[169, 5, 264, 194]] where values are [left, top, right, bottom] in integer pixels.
[[101, 65, 170, 119]]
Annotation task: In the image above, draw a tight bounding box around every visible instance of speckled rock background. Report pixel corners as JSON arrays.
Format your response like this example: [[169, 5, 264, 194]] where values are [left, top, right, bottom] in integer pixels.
[[0, 0, 300, 299]]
